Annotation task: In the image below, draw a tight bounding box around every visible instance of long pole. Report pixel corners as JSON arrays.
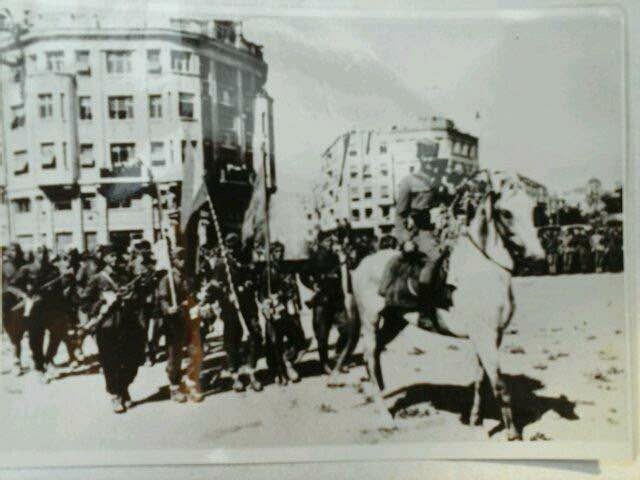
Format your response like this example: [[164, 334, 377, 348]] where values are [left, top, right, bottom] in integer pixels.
[[262, 146, 272, 297], [141, 160, 177, 309], [203, 180, 245, 323]]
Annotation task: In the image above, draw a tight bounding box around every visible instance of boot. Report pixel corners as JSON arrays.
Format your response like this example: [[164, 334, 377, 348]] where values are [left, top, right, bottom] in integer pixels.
[[186, 380, 204, 403], [111, 395, 126, 414], [122, 389, 133, 409], [248, 372, 263, 392], [170, 384, 187, 403], [232, 374, 245, 392]]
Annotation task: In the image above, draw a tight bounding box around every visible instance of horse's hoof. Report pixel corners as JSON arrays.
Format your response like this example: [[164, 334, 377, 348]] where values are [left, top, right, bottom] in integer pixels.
[[287, 368, 300, 383]]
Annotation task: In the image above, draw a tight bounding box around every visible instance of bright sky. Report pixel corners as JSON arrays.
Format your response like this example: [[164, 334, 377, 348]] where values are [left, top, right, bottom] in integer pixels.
[[9, 2, 625, 195], [242, 10, 624, 195]]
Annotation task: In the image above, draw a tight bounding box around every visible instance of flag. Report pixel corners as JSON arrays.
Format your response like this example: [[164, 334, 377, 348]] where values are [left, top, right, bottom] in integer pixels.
[[241, 163, 268, 247], [180, 140, 207, 233]]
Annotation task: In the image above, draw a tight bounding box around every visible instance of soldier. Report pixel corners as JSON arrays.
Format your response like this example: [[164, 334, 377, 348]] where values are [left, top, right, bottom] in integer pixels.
[[378, 152, 445, 329], [213, 233, 263, 392], [258, 241, 307, 383], [12, 245, 61, 379], [80, 246, 149, 413], [159, 247, 203, 403], [591, 228, 606, 273]]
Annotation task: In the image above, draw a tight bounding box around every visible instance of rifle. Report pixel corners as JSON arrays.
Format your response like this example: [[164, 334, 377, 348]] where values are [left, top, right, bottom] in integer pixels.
[[8, 269, 74, 315], [82, 270, 157, 334]]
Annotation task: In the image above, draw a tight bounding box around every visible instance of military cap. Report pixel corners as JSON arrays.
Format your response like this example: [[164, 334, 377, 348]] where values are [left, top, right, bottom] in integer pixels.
[[224, 232, 240, 246], [134, 240, 152, 251]]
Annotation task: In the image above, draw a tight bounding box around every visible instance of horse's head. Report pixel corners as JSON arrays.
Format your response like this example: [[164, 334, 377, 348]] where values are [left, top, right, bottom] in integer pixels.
[[486, 171, 546, 261]]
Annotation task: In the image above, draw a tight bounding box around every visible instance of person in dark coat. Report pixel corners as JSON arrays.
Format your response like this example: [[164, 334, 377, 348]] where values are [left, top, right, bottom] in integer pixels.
[[81, 246, 149, 413]]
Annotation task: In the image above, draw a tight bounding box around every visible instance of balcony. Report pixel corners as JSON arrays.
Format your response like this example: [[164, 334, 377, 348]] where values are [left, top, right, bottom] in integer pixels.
[[100, 164, 142, 179]]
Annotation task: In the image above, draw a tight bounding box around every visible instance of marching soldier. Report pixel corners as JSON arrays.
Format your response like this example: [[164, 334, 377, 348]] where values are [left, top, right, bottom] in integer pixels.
[[213, 233, 263, 392], [12, 245, 61, 380], [258, 241, 307, 383], [80, 246, 149, 413], [160, 247, 203, 403]]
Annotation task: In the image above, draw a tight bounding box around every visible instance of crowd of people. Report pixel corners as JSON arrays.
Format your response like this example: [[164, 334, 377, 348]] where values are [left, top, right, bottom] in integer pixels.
[[1, 232, 330, 413]]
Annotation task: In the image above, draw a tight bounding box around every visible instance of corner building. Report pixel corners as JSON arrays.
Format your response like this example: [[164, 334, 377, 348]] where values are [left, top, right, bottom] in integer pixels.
[[0, 14, 274, 253]]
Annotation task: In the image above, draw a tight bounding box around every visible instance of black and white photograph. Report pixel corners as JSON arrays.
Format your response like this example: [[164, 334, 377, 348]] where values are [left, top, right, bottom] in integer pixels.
[[0, 0, 634, 467]]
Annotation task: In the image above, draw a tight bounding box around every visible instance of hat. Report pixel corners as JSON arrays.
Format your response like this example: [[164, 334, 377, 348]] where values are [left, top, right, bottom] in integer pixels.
[[224, 232, 240, 247], [134, 240, 152, 251]]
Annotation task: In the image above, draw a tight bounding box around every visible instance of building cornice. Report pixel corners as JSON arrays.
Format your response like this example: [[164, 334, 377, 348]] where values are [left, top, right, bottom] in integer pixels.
[[0, 28, 267, 74]]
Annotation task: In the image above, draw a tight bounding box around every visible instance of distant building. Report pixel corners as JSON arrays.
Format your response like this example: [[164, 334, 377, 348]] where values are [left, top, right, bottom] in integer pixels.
[[0, 12, 274, 253], [311, 117, 479, 235]]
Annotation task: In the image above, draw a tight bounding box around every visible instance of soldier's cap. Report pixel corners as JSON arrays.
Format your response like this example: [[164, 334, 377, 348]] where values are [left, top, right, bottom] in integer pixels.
[[224, 232, 240, 246], [100, 244, 118, 258], [134, 240, 152, 251], [271, 241, 285, 252]]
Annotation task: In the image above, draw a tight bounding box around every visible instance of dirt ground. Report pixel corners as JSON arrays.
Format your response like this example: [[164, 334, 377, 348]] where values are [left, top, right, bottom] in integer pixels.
[[0, 273, 630, 453]]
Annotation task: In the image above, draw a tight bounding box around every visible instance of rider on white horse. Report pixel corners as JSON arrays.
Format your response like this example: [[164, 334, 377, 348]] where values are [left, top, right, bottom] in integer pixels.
[[377, 143, 450, 331]]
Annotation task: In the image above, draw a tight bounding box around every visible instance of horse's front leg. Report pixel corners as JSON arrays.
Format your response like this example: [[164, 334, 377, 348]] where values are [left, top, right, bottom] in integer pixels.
[[360, 319, 391, 420], [473, 332, 521, 441], [312, 305, 332, 375]]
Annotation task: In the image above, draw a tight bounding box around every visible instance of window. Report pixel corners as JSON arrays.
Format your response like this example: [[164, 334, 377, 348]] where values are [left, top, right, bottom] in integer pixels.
[[364, 186, 372, 199], [110, 143, 136, 165], [150, 142, 165, 167], [13, 150, 28, 175], [381, 185, 390, 199], [350, 186, 360, 201], [350, 167, 358, 179], [45, 51, 64, 72], [380, 164, 389, 176], [41, 142, 56, 169], [54, 200, 72, 211], [39, 94, 53, 118], [381, 205, 391, 219], [108, 96, 134, 119], [75, 50, 90, 73], [80, 144, 94, 168], [179, 93, 194, 118], [149, 95, 162, 118], [365, 207, 373, 219], [85, 232, 97, 251], [81, 194, 96, 210], [79, 96, 92, 120], [363, 163, 372, 179], [351, 209, 360, 221], [106, 51, 132, 74], [469, 145, 476, 159], [171, 51, 191, 72], [10, 105, 25, 129], [107, 198, 132, 209], [13, 198, 31, 213], [62, 142, 67, 168], [380, 143, 388, 154], [147, 49, 161, 72]]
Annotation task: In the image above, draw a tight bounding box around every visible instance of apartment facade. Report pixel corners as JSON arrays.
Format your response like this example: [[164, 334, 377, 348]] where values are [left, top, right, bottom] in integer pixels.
[[0, 13, 274, 253], [312, 117, 479, 235]]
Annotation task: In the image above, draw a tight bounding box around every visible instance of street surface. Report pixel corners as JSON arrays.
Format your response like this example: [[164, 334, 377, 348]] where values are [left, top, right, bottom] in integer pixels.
[[0, 273, 629, 452]]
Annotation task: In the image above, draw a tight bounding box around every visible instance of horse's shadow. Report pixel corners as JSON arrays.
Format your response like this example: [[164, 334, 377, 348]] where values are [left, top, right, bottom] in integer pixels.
[[386, 374, 579, 437]]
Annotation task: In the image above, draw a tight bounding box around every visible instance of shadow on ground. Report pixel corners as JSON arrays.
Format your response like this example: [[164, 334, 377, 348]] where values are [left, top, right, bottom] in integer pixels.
[[386, 374, 579, 437]]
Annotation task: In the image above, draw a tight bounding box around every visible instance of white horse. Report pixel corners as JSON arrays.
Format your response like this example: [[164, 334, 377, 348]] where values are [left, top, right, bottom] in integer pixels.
[[351, 170, 545, 440]]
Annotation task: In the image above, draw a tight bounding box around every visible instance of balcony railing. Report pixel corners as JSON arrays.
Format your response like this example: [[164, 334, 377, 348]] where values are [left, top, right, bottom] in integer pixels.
[[100, 164, 142, 178]]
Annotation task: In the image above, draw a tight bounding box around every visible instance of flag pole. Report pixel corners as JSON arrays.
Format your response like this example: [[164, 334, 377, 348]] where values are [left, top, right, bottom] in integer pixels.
[[140, 159, 177, 309], [262, 146, 272, 297], [202, 178, 246, 323]]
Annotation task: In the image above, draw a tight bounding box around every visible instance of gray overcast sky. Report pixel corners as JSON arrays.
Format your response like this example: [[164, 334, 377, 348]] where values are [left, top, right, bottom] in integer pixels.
[[242, 10, 624, 194], [10, 2, 625, 195]]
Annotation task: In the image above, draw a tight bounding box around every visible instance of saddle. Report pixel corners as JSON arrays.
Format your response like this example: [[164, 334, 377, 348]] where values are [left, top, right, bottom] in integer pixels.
[[379, 250, 455, 315]]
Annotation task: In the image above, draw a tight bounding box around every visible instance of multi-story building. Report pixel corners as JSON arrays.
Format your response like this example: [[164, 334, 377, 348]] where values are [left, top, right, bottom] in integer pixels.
[[312, 117, 479, 235], [0, 12, 275, 253]]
